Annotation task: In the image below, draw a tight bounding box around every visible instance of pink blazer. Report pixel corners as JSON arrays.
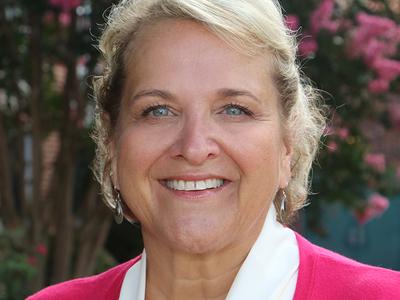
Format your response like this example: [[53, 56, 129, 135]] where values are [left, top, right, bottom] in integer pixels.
[[28, 233, 400, 299]]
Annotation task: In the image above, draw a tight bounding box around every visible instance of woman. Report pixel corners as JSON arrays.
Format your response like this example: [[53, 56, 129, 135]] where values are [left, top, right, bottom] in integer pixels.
[[29, 0, 399, 299]]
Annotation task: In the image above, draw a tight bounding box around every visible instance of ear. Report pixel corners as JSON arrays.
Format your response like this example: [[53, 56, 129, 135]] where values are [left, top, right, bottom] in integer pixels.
[[279, 138, 293, 189]]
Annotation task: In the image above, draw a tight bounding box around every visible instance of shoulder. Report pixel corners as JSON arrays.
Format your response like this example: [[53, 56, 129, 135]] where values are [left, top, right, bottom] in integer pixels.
[[27, 255, 141, 300], [294, 233, 400, 299]]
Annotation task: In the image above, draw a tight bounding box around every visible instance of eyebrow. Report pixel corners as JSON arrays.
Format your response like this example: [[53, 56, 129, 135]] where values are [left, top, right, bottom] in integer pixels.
[[131, 89, 175, 103], [130, 88, 261, 104], [216, 88, 261, 104]]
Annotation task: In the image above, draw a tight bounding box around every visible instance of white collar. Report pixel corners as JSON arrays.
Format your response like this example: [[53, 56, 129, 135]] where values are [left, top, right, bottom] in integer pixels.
[[119, 207, 299, 300]]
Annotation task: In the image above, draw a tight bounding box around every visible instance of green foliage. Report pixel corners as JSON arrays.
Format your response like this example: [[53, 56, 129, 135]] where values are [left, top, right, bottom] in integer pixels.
[[0, 228, 37, 300]]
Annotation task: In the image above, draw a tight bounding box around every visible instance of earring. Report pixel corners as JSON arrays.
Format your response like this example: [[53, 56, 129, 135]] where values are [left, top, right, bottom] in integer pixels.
[[114, 189, 124, 224], [280, 190, 287, 212]]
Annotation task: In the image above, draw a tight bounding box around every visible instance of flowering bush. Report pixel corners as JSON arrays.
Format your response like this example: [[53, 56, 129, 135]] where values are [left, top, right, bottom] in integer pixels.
[[0, 229, 40, 300], [282, 0, 400, 230]]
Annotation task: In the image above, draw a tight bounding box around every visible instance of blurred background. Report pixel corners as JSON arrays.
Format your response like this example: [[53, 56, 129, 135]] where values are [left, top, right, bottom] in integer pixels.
[[0, 0, 399, 298]]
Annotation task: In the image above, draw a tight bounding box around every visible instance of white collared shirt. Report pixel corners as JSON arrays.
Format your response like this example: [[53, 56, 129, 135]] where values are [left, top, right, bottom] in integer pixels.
[[119, 207, 299, 300]]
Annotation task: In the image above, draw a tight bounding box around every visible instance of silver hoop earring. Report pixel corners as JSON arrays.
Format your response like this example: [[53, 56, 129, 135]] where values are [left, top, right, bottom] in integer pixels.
[[114, 189, 124, 224], [280, 190, 287, 212]]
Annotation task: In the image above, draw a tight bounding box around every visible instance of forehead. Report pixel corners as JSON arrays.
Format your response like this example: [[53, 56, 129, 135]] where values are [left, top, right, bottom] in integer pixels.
[[123, 19, 278, 100]]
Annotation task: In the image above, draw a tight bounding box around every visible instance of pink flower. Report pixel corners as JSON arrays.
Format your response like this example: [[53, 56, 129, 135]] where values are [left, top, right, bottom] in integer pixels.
[[355, 193, 390, 224], [349, 13, 399, 62], [299, 37, 318, 57], [35, 243, 48, 256], [59, 12, 71, 26], [371, 58, 400, 81], [337, 127, 349, 140], [310, 0, 339, 35], [364, 153, 386, 172], [356, 13, 397, 33], [367, 79, 389, 94], [327, 141, 338, 153], [364, 39, 396, 62], [50, 0, 81, 11], [368, 193, 389, 212], [285, 15, 300, 31]]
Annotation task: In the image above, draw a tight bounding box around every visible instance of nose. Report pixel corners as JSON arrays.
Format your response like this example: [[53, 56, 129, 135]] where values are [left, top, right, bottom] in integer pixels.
[[169, 113, 221, 165]]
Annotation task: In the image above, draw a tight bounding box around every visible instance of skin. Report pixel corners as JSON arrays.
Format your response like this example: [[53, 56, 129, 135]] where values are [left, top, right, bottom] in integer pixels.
[[110, 19, 292, 300]]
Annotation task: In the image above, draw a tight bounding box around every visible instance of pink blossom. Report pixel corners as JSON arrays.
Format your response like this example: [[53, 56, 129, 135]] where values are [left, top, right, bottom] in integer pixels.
[[349, 13, 399, 61], [364, 153, 386, 172], [327, 141, 338, 153], [285, 15, 300, 31], [356, 13, 397, 33], [371, 58, 400, 81], [59, 12, 71, 26], [35, 243, 48, 256], [299, 37, 318, 57], [50, 0, 81, 11], [310, 0, 339, 35], [364, 39, 397, 63], [337, 127, 349, 139], [368, 193, 389, 212], [355, 193, 389, 225], [367, 79, 389, 94]]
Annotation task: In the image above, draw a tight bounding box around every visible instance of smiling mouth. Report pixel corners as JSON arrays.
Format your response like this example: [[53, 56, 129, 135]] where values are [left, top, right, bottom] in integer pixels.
[[162, 179, 226, 191]]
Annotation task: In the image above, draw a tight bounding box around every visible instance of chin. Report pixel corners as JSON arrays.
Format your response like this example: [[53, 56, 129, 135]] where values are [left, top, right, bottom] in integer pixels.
[[162, 216, 235, 255]]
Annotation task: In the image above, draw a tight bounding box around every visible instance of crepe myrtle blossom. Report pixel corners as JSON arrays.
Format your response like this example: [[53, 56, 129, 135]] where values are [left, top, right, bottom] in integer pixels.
[[354, 193, 390, 225], [371, 58, 400, 82], [299, 37, 318, 57], [49, 0, 81, 11], [310, 0, 340, 35], [285, 15, 300, 32], [336, 127, 349, 140], [351, 12, 399, 58], [349, 12, 400, 88], [368, 78, 390, 94], [364, 153, 386, 173]]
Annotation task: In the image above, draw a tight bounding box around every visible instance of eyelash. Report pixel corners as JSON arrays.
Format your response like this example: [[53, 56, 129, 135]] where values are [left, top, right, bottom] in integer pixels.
[[141, 104, 170, 117], [139, 102, 254, 117], [222, 103, 254, 116]]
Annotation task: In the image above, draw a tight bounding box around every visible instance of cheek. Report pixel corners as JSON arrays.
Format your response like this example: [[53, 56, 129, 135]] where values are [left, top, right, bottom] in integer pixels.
[[226, 125, 282, 209], [226, 124, 282, 175], [117, 126, 170, 176]]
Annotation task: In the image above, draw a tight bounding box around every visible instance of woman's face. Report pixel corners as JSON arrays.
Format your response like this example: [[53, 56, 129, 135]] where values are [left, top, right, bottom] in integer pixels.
[[111, 19, 292, 254]]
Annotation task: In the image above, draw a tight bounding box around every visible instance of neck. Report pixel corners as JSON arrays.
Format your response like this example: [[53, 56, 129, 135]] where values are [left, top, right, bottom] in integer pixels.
[[142, 218, 265, 300]]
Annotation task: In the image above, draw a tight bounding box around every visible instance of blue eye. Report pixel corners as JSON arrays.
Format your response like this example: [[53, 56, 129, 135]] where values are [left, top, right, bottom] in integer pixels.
[[142, 105, 173, 117], [225, 106, 244, 115], [222, 104, 252, 116]]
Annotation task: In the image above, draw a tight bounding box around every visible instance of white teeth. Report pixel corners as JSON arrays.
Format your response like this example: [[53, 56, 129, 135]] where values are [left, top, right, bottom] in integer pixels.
[[165, 179, 224, 191]]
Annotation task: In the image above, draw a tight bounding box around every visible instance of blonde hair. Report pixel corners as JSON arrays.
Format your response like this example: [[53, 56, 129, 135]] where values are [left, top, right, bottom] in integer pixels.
[[92, 0, 326, 225]]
